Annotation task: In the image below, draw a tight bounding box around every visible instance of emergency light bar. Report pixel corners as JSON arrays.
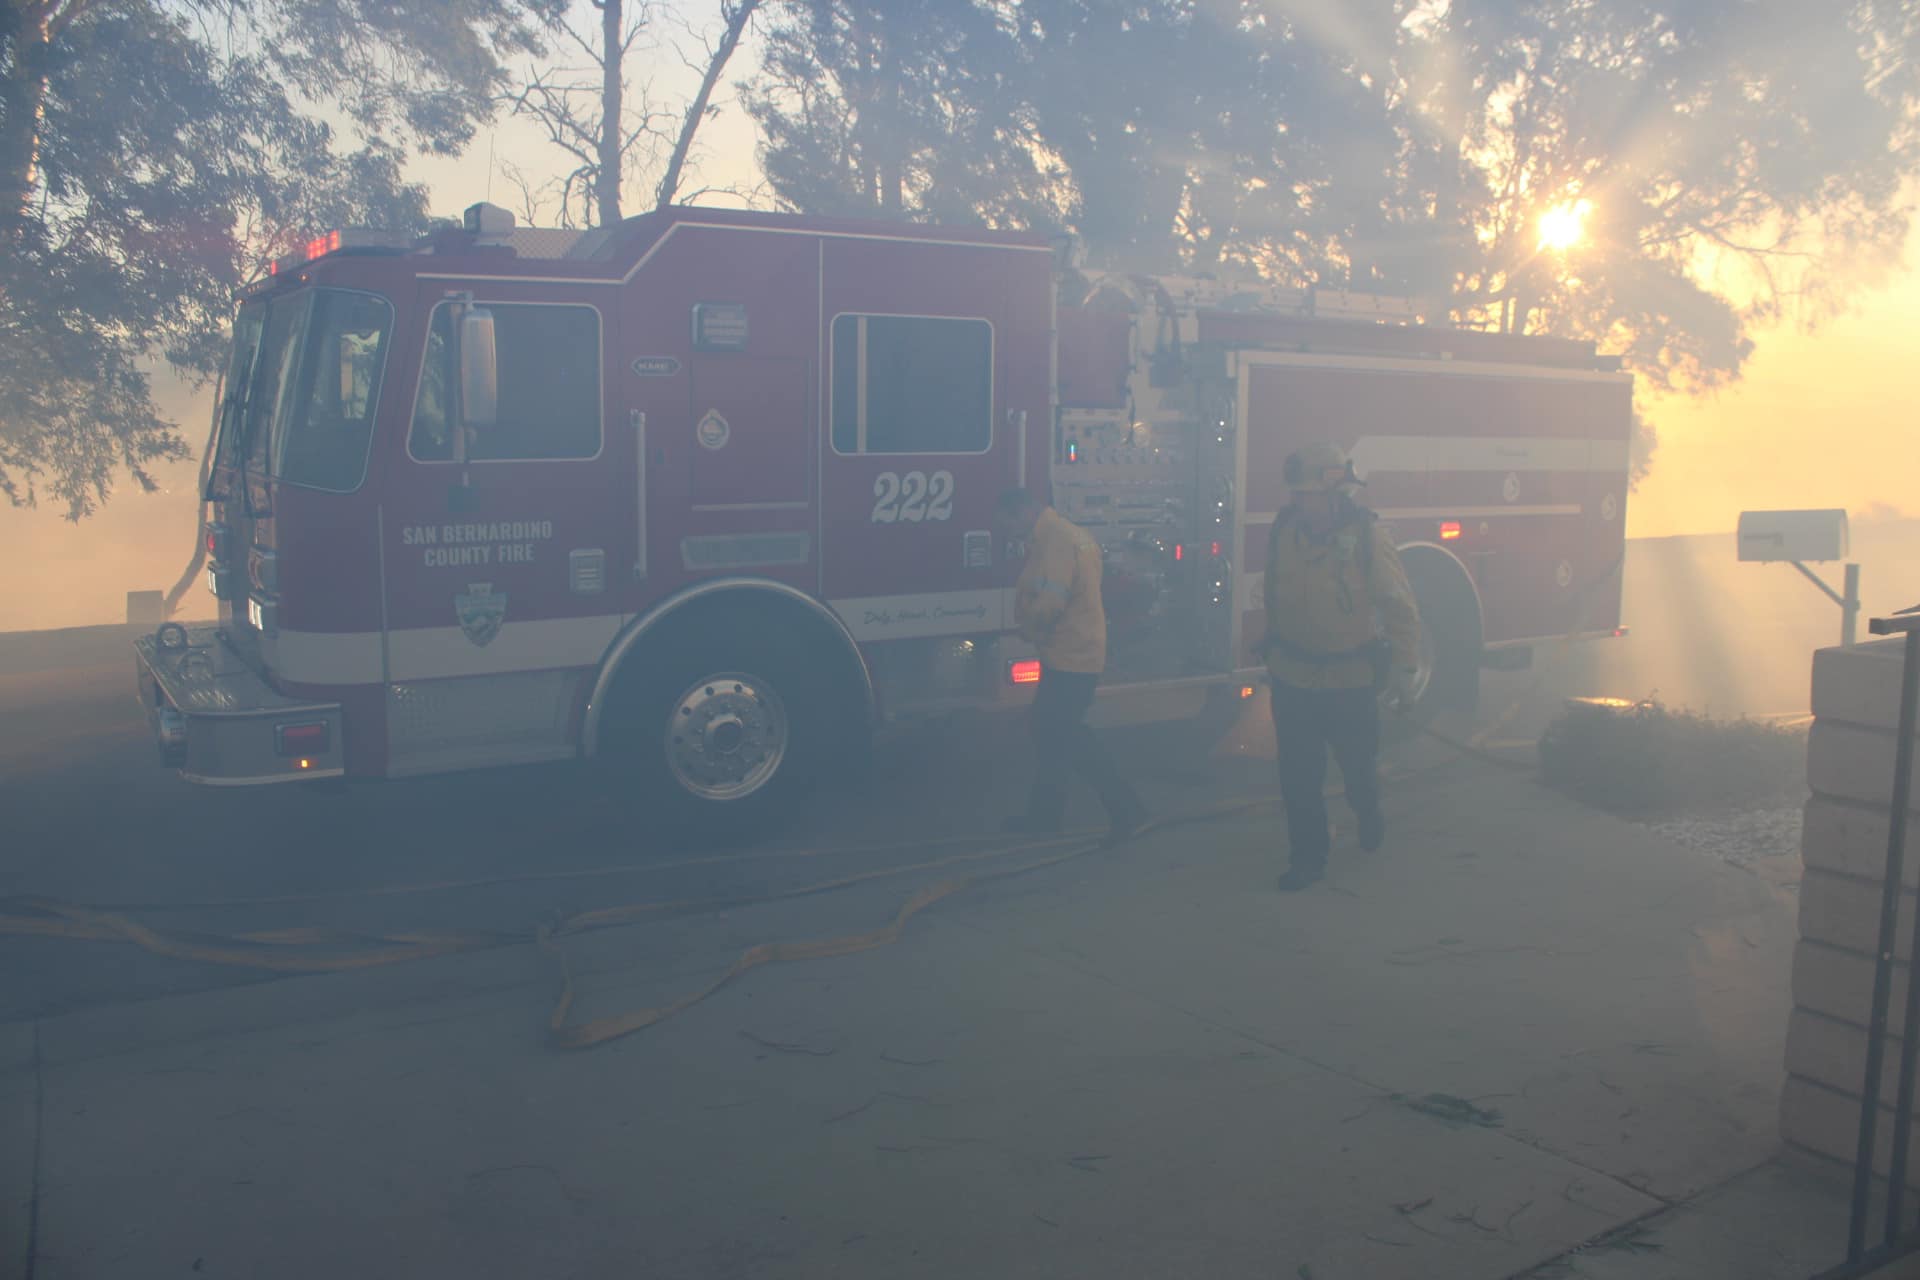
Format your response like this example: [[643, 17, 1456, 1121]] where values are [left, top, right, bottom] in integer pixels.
[[265, 227, 412, 278]]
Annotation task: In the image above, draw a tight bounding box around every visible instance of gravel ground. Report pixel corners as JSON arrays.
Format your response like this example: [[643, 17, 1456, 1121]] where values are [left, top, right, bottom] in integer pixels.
[[1640, 801, 1806, 877]]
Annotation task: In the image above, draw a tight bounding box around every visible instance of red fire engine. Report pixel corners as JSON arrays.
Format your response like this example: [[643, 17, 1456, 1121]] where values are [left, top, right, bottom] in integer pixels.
[[137, 202, 1631, 822]]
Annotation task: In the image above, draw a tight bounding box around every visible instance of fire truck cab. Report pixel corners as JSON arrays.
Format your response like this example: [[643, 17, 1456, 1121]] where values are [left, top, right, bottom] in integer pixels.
[[138, 202, 1632, 826]]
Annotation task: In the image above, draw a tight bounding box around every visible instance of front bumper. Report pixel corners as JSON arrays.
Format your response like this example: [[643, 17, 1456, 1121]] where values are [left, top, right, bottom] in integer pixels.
[[134, 626, 345, 785]]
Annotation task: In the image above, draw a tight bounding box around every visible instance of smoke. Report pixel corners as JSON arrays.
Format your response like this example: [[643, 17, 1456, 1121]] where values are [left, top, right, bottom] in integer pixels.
[[1854, 501, 1912, 524], [1, 374, 211, 632]]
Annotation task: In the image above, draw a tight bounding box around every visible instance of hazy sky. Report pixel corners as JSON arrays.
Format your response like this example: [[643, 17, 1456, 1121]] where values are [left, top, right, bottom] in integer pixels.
[[1632, 260, 1920, 538], [5, 27, 1915, 632]]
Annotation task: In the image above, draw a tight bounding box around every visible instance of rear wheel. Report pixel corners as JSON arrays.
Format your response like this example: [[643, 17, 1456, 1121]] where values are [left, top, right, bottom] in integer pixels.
[[1385, 554, 1481, 736]]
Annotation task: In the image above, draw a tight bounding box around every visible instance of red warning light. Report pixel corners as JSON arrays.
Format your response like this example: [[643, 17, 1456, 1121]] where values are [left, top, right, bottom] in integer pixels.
[[301, 229, 341, 261], [275, 721, 331, 757], [1210, 540, 1222, 557], [1008, 660, 1043, 685], [1440, 521, 1462, 541], [1173, 543, 1184, 562]]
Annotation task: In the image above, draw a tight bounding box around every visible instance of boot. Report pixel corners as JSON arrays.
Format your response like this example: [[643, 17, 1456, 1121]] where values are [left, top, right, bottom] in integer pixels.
[[1003, 785, 1067, 836], [1277, 862, 1325, 893], [1357, 806, 1386, 853], [1103, 801, 1150, 846]]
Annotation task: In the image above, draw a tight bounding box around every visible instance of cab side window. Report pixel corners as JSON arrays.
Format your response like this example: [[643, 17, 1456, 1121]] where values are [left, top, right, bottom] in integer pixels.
[[831, 314, 992, 455], [410, 302, 602, 462]]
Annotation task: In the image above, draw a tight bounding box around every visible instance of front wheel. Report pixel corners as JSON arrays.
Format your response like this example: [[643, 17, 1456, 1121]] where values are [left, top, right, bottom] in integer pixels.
[[602, 626, 851, 838], [662, 671, 791, 804]]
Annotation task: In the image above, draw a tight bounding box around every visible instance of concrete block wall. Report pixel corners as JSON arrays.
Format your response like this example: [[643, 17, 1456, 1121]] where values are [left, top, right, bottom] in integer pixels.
[[1785, 638, 1920, 1184]]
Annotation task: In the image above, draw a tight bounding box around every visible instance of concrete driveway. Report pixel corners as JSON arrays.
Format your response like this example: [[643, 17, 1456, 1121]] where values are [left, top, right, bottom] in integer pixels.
[[3, 747, 1819, 1279]]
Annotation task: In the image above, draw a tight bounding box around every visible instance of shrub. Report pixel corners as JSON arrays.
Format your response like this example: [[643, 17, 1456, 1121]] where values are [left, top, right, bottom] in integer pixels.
[[1537, 698, 1806, 817]]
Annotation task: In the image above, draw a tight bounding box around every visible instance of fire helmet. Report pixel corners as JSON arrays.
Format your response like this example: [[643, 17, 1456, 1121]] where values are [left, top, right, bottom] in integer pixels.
[[1282, 442, 1363, 494]]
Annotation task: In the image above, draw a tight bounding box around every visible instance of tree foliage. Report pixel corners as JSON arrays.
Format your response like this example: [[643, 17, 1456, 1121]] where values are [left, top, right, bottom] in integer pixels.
[[746, 0, 1064, 226], [1409, 0, 1920, 392], [0, 0, 553, 518], [747, 0, 1920, 406]]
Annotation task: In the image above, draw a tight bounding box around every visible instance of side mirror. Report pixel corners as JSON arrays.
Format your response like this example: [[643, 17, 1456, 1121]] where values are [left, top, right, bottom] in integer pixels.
[[459, 305, 498, 430]]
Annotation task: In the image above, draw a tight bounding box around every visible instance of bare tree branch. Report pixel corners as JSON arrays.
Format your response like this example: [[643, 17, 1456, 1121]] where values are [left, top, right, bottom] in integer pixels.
[[504, 1, 688, 226], [498, 159, 561, 226], [655, 0, 763, 211]]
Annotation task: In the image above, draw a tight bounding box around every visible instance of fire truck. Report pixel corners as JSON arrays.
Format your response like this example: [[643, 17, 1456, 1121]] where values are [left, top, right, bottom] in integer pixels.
[[137, 202, 1632, 824]]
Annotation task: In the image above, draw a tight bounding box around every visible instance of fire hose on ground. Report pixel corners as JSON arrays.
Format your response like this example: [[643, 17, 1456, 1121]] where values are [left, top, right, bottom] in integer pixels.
[[4, 558, 1622, 1050], [0, 738, 1491, 1053], [1, 796, 1279, 1051]]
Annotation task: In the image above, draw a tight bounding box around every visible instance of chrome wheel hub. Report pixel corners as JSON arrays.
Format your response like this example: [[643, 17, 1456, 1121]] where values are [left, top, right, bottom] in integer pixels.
[[665, 673, 788, 802]]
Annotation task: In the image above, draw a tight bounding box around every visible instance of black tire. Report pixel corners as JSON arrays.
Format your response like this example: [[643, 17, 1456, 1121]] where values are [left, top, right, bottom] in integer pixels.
[[599, 608, 862, 839], [1387, 555, 1482, 737]]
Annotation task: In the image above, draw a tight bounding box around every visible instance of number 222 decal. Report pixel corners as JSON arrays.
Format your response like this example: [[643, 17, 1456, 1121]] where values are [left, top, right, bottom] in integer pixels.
[[871, 470, 955, 523]]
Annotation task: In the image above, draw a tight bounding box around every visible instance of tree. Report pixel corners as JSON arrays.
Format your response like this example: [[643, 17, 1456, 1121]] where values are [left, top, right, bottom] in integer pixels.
[[502, 0, 765, 227], [656, 0, 763, 209], [746, 0, 1063, 226], [1008, 0, 1406, 279], [748, 0, 1409, 274], [1375, 0, 1918, 396], [503, 0, 668, 226], [0, 0, 555, 520], [1377, 0, 1920, 481]]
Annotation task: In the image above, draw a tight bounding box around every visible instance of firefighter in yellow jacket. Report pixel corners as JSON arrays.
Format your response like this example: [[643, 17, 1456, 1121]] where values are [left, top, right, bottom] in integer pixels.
[[1260, 443, 1422, 891], [994, 488, 1147, 841]]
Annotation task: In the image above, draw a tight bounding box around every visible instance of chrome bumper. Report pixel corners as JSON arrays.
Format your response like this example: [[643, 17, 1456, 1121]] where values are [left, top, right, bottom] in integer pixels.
[[134, 626, 345, 785]]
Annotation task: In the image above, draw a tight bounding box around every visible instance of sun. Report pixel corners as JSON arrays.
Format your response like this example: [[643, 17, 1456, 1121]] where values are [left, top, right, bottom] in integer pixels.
[[1538, 199, 1593, 252]]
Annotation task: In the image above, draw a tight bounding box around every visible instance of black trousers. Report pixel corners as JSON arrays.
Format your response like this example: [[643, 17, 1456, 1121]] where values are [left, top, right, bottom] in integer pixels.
[[1270, 681, 1381, 869], [1024, 670, 1140, 824]]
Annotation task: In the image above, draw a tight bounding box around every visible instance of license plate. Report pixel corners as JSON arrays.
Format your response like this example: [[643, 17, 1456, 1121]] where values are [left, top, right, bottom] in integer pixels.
[[247, 598, 264, 631], [205, 564, 219, 596]]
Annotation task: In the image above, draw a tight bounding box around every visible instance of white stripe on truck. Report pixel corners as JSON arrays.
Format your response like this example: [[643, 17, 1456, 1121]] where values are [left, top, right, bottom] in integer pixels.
[[266, 614, 628, 686], [827, 589, 1013, 642], [1246, 504, 1585, 524], [1348, 434, 1630, 476]]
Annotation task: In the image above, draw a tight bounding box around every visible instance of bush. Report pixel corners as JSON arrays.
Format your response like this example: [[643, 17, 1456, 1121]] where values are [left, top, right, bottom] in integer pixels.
[[1537, 698, 1807, 817]]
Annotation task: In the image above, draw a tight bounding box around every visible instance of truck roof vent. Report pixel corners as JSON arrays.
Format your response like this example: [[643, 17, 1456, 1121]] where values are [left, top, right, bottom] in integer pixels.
[[463, 202, 516, 235]]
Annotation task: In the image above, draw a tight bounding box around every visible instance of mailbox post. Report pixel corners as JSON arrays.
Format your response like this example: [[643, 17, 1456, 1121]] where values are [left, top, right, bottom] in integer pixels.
[[1737, 508, 1862, 647]]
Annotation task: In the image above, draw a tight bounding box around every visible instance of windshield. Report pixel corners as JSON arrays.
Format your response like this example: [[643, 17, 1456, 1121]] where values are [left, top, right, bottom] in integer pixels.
[[204, 302, 266, 501], [221, 288, 393, 494]]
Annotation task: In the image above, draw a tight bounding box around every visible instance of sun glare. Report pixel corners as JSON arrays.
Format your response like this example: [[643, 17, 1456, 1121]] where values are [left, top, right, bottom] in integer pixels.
[[1538, 199, 1592, 252]]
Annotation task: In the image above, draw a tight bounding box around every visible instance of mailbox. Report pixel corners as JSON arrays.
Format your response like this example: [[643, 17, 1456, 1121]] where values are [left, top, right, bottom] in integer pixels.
[[1737, 509, 1850, 564]]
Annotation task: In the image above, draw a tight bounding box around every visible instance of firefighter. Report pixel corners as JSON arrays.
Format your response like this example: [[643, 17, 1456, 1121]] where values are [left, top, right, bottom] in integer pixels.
[[994, 488, 1148, 842], [1259, 443, 1422, 892]]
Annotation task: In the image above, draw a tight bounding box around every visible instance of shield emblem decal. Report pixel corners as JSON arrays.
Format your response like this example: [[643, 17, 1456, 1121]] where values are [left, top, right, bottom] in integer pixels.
[[456, 583, 507, 647]]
